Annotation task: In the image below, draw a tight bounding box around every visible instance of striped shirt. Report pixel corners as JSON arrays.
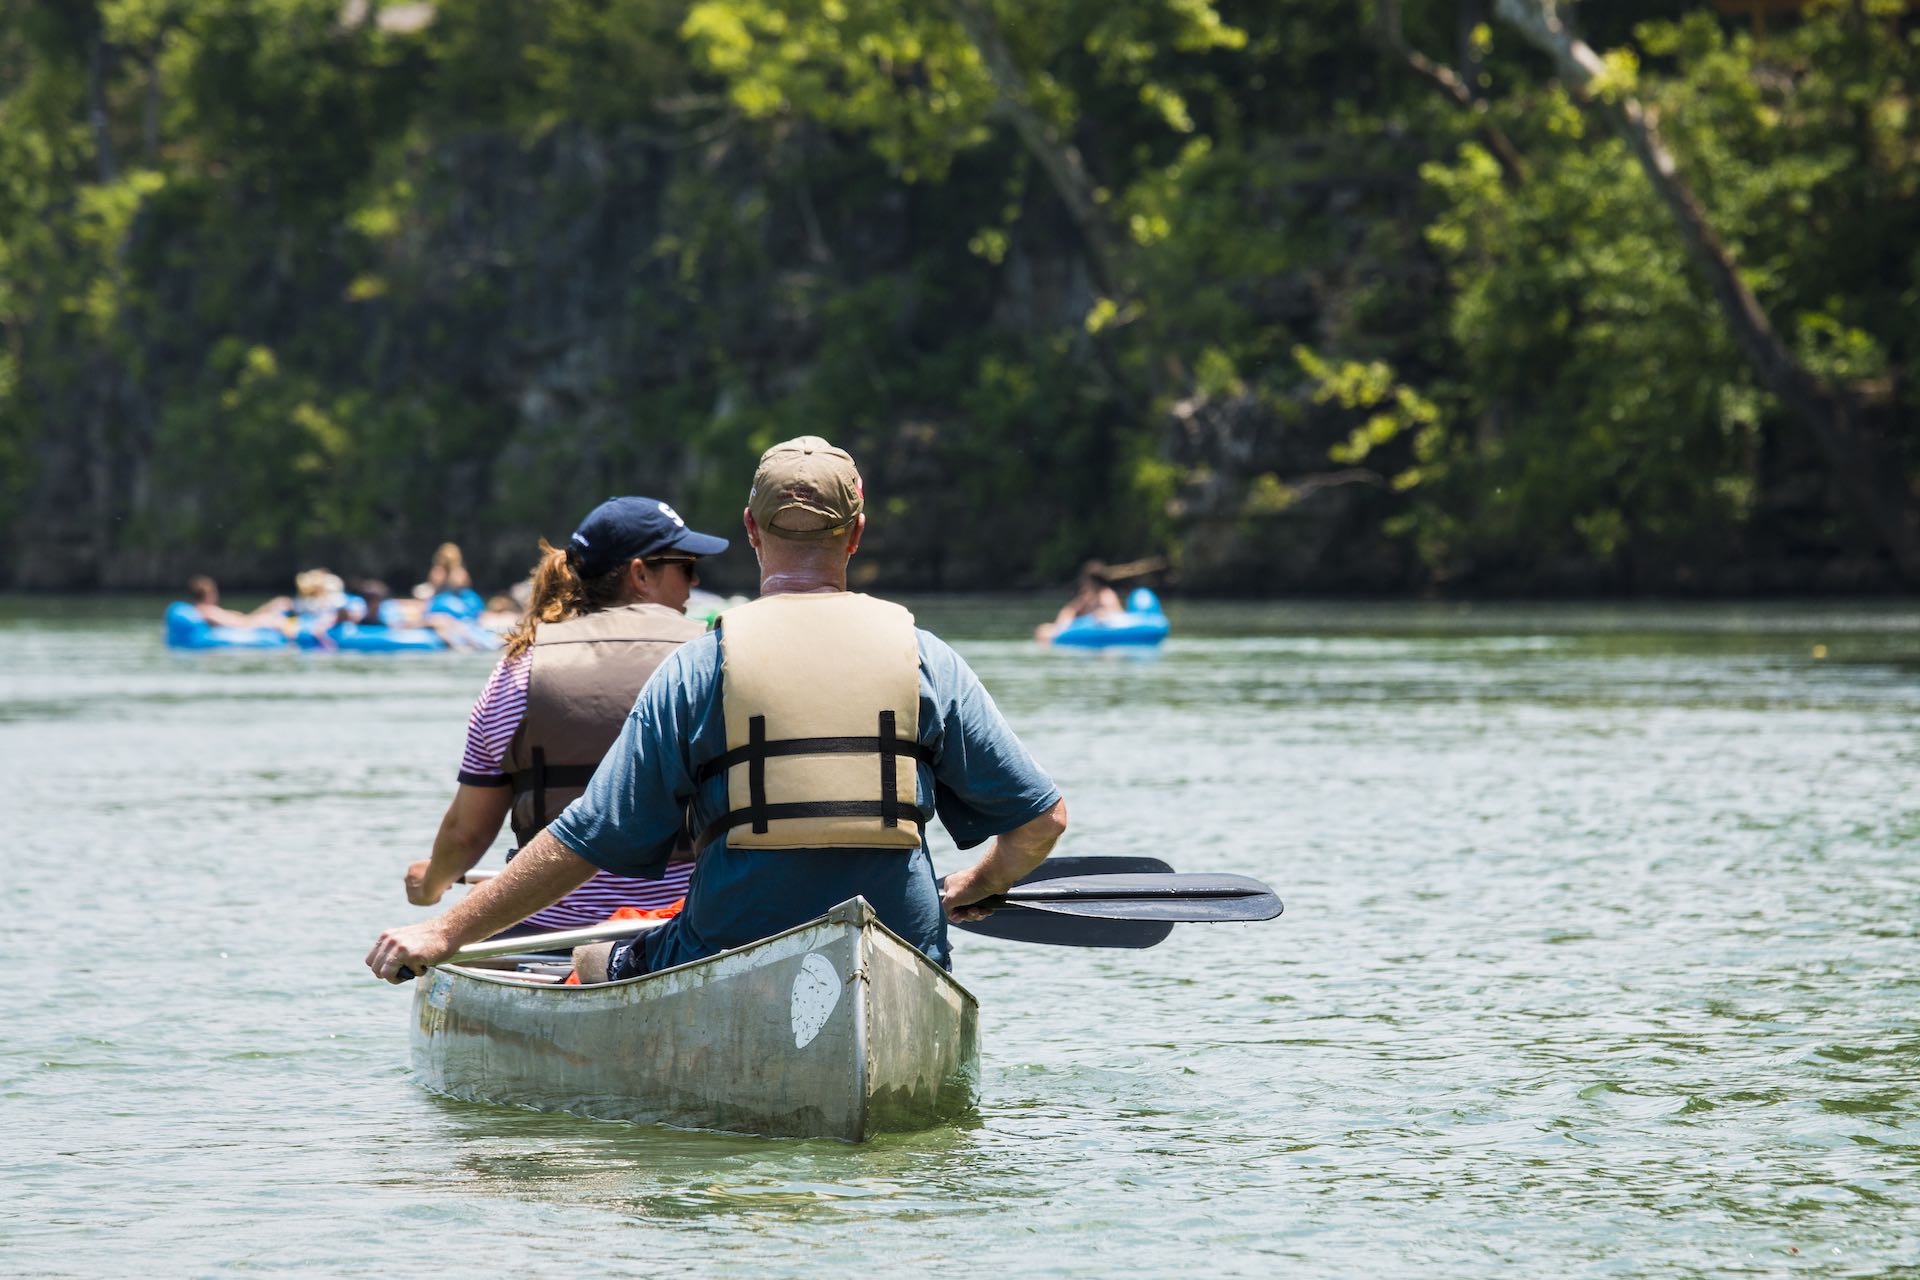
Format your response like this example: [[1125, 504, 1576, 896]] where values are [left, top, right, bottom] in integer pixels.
[[458, 651, 692, 928]]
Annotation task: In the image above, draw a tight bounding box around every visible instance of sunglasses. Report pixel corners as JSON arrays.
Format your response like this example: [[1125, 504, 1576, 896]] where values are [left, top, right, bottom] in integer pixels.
[[643, 555, 698, 574]]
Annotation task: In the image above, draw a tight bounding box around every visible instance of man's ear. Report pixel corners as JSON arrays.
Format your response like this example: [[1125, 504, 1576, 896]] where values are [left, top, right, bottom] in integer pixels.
[[845, 513, 866, 556]]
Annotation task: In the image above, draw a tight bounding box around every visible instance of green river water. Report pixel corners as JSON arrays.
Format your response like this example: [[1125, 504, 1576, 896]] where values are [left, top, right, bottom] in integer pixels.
[[3, 595, 1918, 1277]]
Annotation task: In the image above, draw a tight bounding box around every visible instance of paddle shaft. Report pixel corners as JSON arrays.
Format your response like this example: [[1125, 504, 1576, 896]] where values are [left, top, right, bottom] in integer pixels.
[[462, 864, 1271, 908], [397, 916, 671, 981]]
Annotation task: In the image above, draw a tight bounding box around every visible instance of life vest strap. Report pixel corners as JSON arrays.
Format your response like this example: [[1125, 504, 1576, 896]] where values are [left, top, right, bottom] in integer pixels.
[[694, 708, 935, 848], [506, 747, 600, 828], [692, 723, 936, 784], [697, 800, 936, 850]]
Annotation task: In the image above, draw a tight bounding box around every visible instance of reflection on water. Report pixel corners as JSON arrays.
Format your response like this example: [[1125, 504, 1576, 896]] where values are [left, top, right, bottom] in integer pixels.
[[3, 595, 1918, 1276]]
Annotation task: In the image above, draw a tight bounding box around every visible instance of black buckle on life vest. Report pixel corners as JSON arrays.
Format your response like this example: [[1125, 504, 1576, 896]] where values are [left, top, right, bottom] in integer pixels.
[[508, 746, 599, 828], [692, 715, 936, 785], [696, 800, 937, 849], [693, 710, 934, 846]]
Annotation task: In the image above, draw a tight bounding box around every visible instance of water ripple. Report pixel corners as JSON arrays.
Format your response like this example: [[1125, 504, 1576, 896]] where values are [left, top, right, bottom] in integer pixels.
[[3, 598, 1919, 1276]]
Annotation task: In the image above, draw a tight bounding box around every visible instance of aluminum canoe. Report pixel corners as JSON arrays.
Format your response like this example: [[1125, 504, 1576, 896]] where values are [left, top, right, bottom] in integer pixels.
[[410, 896, 979, 1142]]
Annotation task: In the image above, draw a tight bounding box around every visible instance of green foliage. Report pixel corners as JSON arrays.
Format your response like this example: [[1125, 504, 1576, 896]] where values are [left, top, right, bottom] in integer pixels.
[[1295, 345, 1444, 490], [1418, 123, 1760, 575], [1378, 3, 1920, 584], [0, 0, 1914, 591], [681, 0, 999, 181]]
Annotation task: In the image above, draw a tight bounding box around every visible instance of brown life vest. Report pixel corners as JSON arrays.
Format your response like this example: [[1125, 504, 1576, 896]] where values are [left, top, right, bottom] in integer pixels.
[[502, 602, 707, 848]]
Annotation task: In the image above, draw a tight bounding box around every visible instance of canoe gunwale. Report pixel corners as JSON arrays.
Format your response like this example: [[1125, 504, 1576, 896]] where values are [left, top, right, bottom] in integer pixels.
[[428, 896, 977, 1012]]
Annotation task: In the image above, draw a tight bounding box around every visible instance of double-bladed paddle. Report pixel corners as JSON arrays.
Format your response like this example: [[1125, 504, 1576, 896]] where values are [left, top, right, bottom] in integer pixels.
[[419, 856, 1281, 970]]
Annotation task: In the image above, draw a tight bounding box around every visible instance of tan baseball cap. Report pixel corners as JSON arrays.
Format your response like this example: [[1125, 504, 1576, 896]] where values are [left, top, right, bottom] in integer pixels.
[[749, 436, 865, 539]]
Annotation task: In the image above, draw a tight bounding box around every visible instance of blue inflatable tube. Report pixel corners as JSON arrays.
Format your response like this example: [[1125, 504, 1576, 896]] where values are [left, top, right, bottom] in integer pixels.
[[1050, 588, 1171, 649], [426, 588, 485, 621], [297, 622, 450, 653], [165, 601, 291, 650], [167, 601, 499, 653]]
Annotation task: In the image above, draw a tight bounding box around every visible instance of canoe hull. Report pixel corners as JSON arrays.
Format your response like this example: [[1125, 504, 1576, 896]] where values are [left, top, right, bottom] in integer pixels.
[[409, 898, 978, 1142]]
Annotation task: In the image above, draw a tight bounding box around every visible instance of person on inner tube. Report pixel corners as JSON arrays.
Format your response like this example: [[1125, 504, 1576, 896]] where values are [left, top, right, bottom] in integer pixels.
[[1033, 560, 1124, 642]]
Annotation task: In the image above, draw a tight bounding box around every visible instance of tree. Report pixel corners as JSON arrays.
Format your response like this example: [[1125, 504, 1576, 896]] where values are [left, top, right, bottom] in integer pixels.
[[1492, 0, 1920, 580]]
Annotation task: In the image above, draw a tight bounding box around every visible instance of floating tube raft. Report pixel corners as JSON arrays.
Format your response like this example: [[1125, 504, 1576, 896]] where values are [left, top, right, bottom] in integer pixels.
[[165, 601, 291, 650], [296, 622, 451, 653], [1050, 587, 1170, 649], [165, 599, 498, 652], [424, 588, 484, 621]]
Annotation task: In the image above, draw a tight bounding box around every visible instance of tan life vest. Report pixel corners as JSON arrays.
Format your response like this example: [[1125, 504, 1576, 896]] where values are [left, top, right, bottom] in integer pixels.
[[503, 602, 707, 847], [697, 592, 931, 850]]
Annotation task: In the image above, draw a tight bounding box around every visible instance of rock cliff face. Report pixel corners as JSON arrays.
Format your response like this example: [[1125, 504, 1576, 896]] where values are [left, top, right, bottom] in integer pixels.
[[4, 111, 1426, 598], [5, 115, 1893, 598], [1165, 391, 1417, 595]]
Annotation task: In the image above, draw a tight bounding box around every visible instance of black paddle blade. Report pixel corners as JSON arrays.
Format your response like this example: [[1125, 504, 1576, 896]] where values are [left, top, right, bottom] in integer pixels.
[[950, 909, 1176, 949], [943, 857, 1180, 948], [943, 862, 1281, 946], [1007, 891, 1284, 922], [1000, 872, 1284, 922], [1013, 855, 1176, 881]]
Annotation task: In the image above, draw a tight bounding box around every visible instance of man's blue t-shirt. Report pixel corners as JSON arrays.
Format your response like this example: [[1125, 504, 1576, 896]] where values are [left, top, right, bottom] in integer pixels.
[[546, 625, 1060, 973]]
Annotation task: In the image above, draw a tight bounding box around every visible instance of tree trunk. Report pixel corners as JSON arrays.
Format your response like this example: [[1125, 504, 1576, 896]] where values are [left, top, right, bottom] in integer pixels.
[[1493, 0, 1920, 581], [86, 32, 118, 182], [1376, 0, 1528, 186], [944, 0, 1126, 301], [142, 45, 161, 164]]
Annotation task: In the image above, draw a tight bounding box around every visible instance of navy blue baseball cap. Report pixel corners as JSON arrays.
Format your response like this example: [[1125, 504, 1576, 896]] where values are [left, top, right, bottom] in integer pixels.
[[567, 496, 730, 578]]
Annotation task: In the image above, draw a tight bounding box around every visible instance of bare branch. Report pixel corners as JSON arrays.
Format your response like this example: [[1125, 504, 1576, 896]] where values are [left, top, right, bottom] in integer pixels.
[[1493, 0, 1920, 579], [1375, 0, 1528, 185], [944, 0, 1125, 299]]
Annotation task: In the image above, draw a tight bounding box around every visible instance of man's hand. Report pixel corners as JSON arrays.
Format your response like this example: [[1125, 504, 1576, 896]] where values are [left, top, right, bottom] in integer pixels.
[[942, 797, 1067, 924], [404, 859, 448, 906], [366, 921, 456, 984], [368, 832, 601, 985], [940, 864, 1002, 923]]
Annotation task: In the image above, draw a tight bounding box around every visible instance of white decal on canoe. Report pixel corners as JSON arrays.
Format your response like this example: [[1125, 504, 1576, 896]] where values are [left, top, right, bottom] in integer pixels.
[[426, 971, 453, 1011], [790, 952, 842, 1049]]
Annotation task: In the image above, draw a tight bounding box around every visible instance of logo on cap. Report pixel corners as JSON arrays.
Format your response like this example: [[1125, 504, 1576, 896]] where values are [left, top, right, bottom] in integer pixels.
[[658, 502, 685, 528]]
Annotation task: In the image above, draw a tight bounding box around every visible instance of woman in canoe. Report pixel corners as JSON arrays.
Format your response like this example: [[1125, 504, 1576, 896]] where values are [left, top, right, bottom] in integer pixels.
[[401, 496, 729, 935]]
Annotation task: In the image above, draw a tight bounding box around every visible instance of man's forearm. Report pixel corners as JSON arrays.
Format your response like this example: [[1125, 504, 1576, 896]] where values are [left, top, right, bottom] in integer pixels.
[[948, 797, 1068, 907], [976, 804, 1065, 890], [432, 831, 598, 945]]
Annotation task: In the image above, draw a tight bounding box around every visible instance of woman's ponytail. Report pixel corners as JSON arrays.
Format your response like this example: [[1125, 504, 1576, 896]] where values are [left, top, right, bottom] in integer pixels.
[[502, 538, 632, 659]]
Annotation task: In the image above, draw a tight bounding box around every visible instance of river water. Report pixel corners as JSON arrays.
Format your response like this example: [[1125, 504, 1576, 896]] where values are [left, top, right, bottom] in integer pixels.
[[3, 595, 1917, 1276]]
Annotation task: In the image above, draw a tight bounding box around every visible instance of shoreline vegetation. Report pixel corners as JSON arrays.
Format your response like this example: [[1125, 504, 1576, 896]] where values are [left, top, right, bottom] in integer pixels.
[[2, 2, 1915, 598]]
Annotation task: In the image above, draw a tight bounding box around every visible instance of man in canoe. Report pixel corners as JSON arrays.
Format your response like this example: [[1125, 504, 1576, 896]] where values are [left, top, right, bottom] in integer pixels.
[[368, 435, 1067, 983], [398, 496, 727, 934]]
